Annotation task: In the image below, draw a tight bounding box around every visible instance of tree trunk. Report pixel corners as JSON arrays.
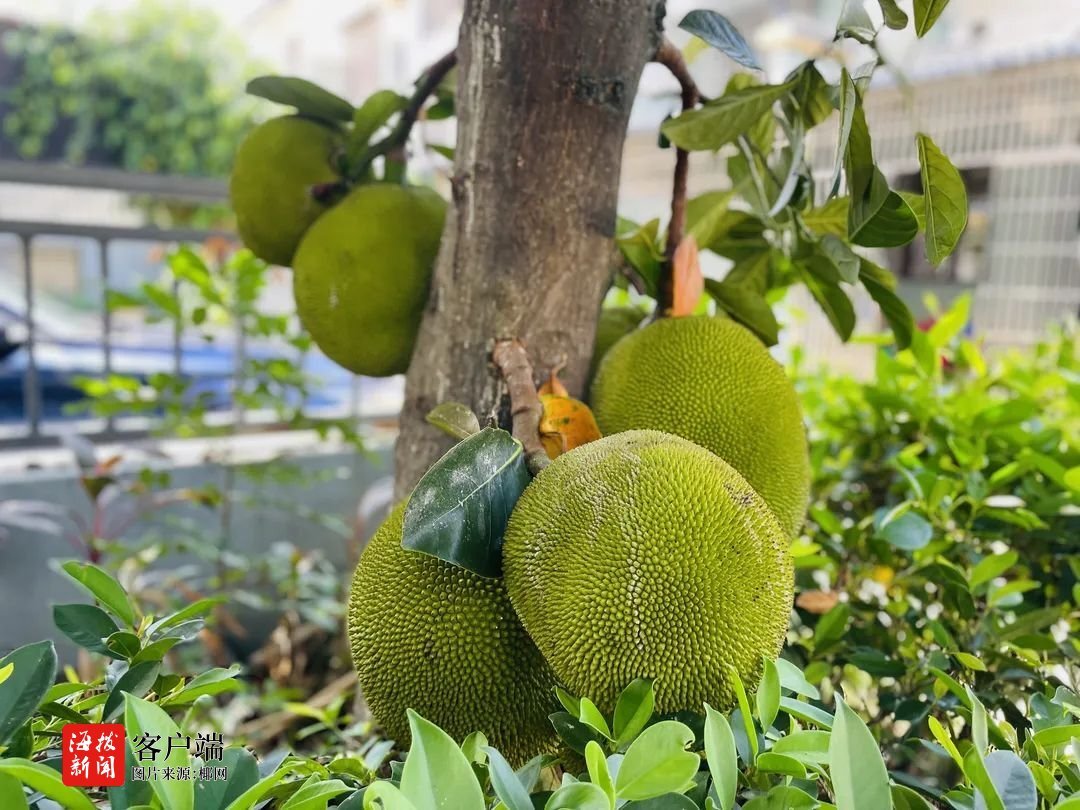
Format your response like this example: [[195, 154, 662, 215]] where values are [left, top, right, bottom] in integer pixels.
[[394, 0, 664, 497]]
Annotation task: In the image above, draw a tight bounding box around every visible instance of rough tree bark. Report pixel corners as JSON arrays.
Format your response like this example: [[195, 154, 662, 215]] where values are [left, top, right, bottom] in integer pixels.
[[395, 0, 665, 497]]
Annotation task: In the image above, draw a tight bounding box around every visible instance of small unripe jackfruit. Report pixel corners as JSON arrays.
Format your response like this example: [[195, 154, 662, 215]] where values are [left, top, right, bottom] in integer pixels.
[[229, 116, 342, 266], [590, 316, 810, 535], [503, 430, 794, 714], [347, 504, 558, 765], [293, 183, 445, 376]]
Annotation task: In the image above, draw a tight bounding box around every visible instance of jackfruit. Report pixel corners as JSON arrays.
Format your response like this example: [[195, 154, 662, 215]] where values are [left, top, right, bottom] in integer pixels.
[[590, 316, 810, 535], [230, 116, 343, 266], [347, 503, 558, 765], [293, 183, 445, 376], [503, 430, 793, 714], [589, 305, 649, 381]]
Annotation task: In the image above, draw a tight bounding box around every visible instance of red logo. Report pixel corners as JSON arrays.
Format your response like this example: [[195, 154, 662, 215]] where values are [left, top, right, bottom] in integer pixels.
[[62, 724, 125, 787]]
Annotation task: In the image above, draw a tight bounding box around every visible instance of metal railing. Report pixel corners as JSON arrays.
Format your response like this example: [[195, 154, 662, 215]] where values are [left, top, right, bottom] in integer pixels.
[[0, 162, 373, 449]]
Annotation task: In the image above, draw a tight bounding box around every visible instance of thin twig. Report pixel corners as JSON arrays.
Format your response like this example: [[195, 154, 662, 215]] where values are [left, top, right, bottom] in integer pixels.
[[349, 49, 458, 180], [653, 38, 700, 314], [492, 339, 550, 476]]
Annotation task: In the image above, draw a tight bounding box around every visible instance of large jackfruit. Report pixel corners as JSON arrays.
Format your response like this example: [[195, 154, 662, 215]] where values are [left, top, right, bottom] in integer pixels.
[[590, 316, 810, 535], [229, 115, 342, 266], [293, 183, 445, 376], [502, 430, 794, 714], [347, 504, 558, 765]]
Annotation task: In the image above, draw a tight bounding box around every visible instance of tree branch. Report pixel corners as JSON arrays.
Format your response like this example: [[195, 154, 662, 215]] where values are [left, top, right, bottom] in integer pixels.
[[491, 339, 550, 476], [653, 38, 700, 313], [349, 49, 458, 181]]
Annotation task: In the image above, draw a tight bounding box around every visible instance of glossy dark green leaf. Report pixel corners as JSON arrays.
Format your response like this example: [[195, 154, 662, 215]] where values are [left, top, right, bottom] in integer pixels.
[[859, 259, 913, 349], [105, 631, 142, 660], [917, 133, 968, 265], [800, 263, 855, 341], [59, 561, 136, 627], [402, 427, 530, 578], [52, 604, 121, 656], [705, 278, 779, 346], [245, 75, 354, 122], [103, 661, 161, 721], [852, 190, 919, 248], [662, 81, 793, 151], [914, 0, 952, 37], [784, 62, 833, 129], [194, 748, 260, 810], [425, 402, 481, 440], [891, 784, 936, 810], [0, 759, 94, 810], [877, 0, 909, 29], [549, 712, 606, 755], [0, 641, 56, 745], [679, 10, 761, 70]]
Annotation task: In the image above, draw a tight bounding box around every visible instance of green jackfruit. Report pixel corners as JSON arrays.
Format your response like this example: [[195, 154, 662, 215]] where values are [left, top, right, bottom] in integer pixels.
[[293, 183, 445, 376], [229, 115, 342, 266], [503, 430, 793, 714], [588, 305, 649, 381], [590, 316, 810, 535], [347, 504, 558, 765]]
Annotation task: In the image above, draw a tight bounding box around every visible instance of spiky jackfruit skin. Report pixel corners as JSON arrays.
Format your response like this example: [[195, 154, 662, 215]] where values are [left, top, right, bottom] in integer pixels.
[[293, 183, 445, 376], [347, 504, 559, 766], [503, 430, 793, 715], [590, 316, 810, 535], [230, 116, 342, 266], [589, 305, 649, 381]]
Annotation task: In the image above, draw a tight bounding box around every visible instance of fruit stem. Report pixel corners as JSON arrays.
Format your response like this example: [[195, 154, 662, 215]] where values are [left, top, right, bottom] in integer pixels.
[[653, 38, 700, 316], [492, 339, 551, 476], [349, 49, 458, 182]]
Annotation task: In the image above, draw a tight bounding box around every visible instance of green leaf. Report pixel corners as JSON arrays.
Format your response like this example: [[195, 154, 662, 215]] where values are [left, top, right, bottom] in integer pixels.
[[891, 785, 935, 810], [192, 747, 258, 810], [60, 561, 137, 627], [800, 264, 855, 341], [704, 705, 737, 810], [876, 511, 932, 550], [578, 698, 612, 739], [928, 716, 964, 769], [829, 697, 890, 810], [616, 721, 699, 801], [779, 697, 833, 729], [828, 70, 857, 197], [0, 641, 56, 746], [0, 773, 29, 810], [546, 783, 610, 810], [726, 665, 758, 762], [784, 62, 833, 129], [859, 259, 914, 349], [964, 747, 1004, 810], [245, 76, 353, 122], [52, 604, 122, 656], [679, 10, 761, 70], [772, 730, 830, 766], [613, 678, 656, 749], [836, 0, 877, 43], [352, 89, 406, 145], [425, 402, 481, 440], [756, 658, 780, 730], [162, 666, 242, 706], [0, 759, 95, 810], [223, 761, 308, 810], [844, 98, 888, 238], [705, 279, 779, 347], [802, 198, 849, 238], [145, 597, 223, 638], [106, 631, 142, 659], [280, 776, 351, 810], [550, 712, 606, 755], [622, 796, 698, 810], [104, 661, 160, 721], [363, 782, 417, 810], [125, 694, 194, 810], [1031, 725, 1080, 748], [775, 659, 821, 700], [662, 81, 793, 151], [917, 133, 968, 265], [851, 191, 919, 248], [877, 0, 909, 29], [555, 687, 581, 717], [484, 746, 534, 810], [685, 191, 737, 247], [402, 427, 530, 578], [819, 235, 860, 284], [585, 741, 616, 807], [755, 752, 807, 778], [913, 0, 951, 37], [399, 710, 485, 810], [970, 551, 1018, 589], [977, 751, 1036, 810]]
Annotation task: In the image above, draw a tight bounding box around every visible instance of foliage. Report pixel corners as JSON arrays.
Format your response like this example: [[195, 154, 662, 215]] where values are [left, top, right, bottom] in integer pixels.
[[1, 1, 261, 178]]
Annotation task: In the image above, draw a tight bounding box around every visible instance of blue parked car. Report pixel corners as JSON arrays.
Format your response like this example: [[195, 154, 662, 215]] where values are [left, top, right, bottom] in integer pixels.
[[0, 282, 402, 427]]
